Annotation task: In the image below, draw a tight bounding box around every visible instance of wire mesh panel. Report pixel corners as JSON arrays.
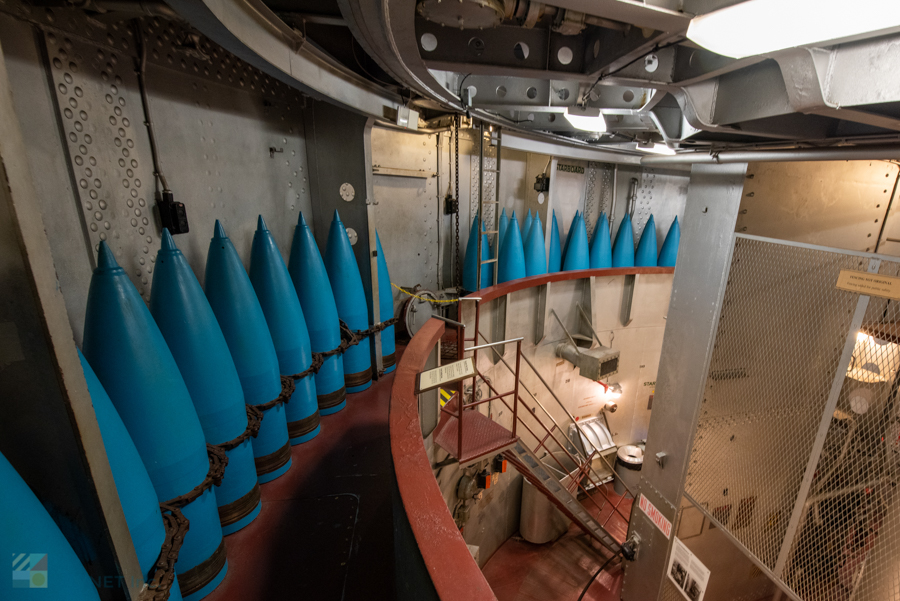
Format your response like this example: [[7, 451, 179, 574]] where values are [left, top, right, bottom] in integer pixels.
[[781, 259, 900, 601], [681, 235, 900, 601]]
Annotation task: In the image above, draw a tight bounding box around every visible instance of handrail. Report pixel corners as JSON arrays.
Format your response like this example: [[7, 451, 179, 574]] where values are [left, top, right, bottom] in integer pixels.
[[475, 330, 634, 499], [460, 266, 668, 499], [390, 318, 497, 601], [474, 367, 628, 544], [468, 266, 673, 304], [471, 336, 633, 529]]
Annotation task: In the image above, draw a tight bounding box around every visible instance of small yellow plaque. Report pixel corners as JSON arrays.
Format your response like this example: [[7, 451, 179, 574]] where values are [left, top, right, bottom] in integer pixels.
[[417, 358, 476, 393], [836, 269, 900, 300]]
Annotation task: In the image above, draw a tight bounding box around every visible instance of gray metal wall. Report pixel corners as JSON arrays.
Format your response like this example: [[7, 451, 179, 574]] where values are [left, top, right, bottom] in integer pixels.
[[0, 14, 313, 343], [737, 160, 900, 256]]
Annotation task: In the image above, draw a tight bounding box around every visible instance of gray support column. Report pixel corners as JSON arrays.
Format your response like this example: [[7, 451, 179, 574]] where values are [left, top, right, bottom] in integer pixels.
[[622, 163, 748, 601], [363, 120, 383, 375], [304, 100, 385, 372], [0, 36, 142, 600]]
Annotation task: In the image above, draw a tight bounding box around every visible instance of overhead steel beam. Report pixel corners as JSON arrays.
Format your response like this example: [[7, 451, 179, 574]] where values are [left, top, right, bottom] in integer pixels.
[[163, 0, 402, 118], [501, 129, 642, 164], [640, 143, 900, 165], [776, 46, 900, 133], [673, 83, 802, 141], [540, 0, 692, 32], [338, 0, 463, 111]]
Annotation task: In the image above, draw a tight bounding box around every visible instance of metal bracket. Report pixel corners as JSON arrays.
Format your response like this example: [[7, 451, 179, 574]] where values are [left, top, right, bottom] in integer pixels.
[[655, 452, 667, 468], [579, 276, 597, 344], [621, 274, 638, 327], [535, 282, 550, 345], [576, 300, 605, 349], [550, 309, 580, 351], [491, 296, 507, 364]]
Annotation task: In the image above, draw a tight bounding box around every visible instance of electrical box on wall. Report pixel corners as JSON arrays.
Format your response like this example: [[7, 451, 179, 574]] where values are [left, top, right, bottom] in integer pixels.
[[396, 106, 419, 131], [444, 195, 459, 215], [157, 192, 189, 235]]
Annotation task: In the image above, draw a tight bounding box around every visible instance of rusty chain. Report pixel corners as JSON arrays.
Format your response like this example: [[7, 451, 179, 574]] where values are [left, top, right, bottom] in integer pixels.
[[141, 444, 227, 600], [163, 445, 227, 509], [139, 313, 400, 599], [252, 376, 295, 413], [217, 405, 263, 451], [289, 317, 400, 380], [140, 504, 188, 601]]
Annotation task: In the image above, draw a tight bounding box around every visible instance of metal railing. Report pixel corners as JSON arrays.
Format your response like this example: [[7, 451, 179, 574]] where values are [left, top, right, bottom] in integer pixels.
[[451, 298, 634, 538], [438, 336, 524, 462]]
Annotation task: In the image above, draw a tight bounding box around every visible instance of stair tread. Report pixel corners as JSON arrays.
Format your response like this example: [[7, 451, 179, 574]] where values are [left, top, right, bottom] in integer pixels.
[[434, 398, 518, 464]]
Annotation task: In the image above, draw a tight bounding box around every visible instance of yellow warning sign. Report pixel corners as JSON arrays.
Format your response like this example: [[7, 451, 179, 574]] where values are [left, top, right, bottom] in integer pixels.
[[439, 389, 453, 407], [836, 270, 900, 300]]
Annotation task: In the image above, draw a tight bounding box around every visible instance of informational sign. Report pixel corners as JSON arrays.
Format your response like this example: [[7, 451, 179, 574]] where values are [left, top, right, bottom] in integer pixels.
[[836, 269, 900, 300], [556, 163, 585, 174], [667, 537, 711, 601], [417, 358, 475, 393], [639, 494, 672, 539]]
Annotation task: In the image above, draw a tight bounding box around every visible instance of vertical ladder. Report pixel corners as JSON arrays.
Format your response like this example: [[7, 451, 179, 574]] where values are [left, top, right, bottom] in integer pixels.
[[476, 122, 501, 289]]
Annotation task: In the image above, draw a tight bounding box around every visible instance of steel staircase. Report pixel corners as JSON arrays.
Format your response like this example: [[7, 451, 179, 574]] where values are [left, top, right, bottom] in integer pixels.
[[432, 299, 634, 554], [503, 441, 622, 552]]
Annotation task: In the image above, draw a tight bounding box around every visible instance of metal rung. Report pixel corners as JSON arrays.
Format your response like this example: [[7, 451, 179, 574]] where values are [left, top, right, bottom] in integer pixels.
[[484, 230, 499, 234], [483, 169, 500, 173], [480, 258, 498, 264], [481, 200, 499, 204]]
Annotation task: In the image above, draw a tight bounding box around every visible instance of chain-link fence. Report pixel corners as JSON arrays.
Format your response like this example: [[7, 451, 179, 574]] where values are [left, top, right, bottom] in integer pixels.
[[683, 235, 900, 601]]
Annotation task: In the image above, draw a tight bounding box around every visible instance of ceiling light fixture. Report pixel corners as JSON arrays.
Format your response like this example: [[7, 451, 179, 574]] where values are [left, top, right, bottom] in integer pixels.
[[637, 142, 675, 155], [564, 106, 607, 133], [686, 0, 900, 59]]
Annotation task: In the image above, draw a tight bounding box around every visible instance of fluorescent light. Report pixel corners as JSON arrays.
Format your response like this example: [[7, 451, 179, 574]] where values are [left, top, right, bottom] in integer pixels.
[[564, 107, 607, 132], [637, 142, 675, 155], [686, 0, 900, 59]]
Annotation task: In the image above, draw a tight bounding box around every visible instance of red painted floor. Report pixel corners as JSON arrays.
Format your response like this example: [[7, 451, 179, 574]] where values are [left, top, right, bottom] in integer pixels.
[[204, 354, 399, 601], [482, 483, 633, 601], [200, 343, 647, 601]]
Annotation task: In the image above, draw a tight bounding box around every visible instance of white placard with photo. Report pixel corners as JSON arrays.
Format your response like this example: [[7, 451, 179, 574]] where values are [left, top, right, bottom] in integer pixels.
[[667, 537, 711, 601]]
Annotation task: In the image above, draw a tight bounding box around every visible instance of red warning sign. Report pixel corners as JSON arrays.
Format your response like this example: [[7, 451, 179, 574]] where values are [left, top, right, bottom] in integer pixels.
[[639, 494, 672, 539]]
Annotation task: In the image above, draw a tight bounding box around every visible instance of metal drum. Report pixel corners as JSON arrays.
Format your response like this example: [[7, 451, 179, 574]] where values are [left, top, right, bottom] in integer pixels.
[[520, 451, 578, 544], [614, 444, 644, 496]]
